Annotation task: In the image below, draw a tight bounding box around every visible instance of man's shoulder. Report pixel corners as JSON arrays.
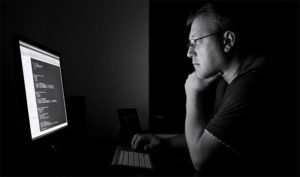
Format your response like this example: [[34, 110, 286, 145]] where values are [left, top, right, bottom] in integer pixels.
[[231, 54, 270, 89], [239, 53, 269, 76], [219, 55, 272, 105]]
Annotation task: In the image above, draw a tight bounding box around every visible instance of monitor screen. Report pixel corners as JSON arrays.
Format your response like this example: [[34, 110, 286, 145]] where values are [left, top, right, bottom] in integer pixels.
[[18, 39, 68, 140]]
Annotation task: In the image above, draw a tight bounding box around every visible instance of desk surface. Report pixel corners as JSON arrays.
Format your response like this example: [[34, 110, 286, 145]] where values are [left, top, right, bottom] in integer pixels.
[[4, 138, 194, 176], [64, 139, 194, 176]]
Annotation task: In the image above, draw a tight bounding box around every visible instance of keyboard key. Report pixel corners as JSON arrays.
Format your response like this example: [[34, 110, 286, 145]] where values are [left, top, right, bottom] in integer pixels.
[[144, 154, 152, 169], [118, 150, 124, 165], [123, 151, 129, 165], [128, 151, 134, 166], [139, 153, 145, 168], [133, 152, 139, 167]]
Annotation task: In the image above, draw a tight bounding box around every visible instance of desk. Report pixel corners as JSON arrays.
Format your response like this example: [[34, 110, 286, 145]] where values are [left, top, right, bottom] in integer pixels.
[[63, 139, 115, 176], [16, 135, 295, 176], [151, 148, 195, 176], [24, 138, 195, 176]]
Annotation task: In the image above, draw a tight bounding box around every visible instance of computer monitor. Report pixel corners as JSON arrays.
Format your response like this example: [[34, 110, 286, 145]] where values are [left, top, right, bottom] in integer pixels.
[[17, 37, 68, 141]]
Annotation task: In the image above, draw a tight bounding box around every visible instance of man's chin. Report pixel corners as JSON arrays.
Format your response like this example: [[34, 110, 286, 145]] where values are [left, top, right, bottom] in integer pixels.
[[195, 71, 205, 79], [195, 71, 219, 79]]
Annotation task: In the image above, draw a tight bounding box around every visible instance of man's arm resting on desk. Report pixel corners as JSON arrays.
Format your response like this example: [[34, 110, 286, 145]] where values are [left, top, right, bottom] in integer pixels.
[[157, 134, 188, 149], [131, 133, 187, 150]]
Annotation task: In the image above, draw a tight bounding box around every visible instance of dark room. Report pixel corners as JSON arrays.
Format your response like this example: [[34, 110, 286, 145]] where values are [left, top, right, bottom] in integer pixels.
[[1, 0, 299, 176]]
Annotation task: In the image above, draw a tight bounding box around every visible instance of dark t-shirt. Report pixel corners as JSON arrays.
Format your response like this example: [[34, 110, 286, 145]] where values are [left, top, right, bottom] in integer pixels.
[[204, 54, 278, 175]]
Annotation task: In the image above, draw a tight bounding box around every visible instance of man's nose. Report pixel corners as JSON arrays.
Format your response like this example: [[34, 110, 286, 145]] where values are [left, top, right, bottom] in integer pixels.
[[187, 46, 195, 59]]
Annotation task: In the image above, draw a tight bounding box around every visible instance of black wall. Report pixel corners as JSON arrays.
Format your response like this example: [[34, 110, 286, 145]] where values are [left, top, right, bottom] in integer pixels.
[[1, 0, 149, 142]]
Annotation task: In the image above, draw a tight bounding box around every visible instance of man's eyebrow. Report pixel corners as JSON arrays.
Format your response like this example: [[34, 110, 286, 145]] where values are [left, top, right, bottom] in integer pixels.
[[189, 31, 197, 39], [189, 34, 197, 40]]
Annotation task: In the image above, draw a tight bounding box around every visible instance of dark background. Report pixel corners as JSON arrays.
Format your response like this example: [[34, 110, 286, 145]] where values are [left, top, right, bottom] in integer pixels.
[[1, 0, 300, 176]]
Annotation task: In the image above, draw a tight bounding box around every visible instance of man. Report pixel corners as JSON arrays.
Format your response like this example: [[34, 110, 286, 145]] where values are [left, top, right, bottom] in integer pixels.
[[131, 3, 276, 175]]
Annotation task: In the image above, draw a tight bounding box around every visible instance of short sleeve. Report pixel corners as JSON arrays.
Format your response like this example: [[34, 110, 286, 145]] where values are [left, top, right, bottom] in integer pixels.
[[206, 71, 266, 156]]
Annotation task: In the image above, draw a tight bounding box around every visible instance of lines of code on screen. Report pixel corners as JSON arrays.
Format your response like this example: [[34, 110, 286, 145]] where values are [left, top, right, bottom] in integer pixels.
[[31, 58, 66, 131]]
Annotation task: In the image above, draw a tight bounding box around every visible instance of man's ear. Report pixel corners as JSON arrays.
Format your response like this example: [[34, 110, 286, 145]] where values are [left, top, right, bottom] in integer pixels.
[[223, 31, 235, 53]]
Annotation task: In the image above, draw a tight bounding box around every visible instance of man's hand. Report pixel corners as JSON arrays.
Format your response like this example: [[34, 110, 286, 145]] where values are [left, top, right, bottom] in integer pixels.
[[131, 134, 161, 151], [185, 72, 222, 98]]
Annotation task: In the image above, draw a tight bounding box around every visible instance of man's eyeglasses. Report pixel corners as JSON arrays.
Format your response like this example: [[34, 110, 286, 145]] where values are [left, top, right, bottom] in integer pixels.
[[187, 31, 222, 49]]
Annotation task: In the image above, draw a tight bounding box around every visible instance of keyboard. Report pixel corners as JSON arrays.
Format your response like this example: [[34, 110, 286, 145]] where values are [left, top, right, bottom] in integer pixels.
[[111, 146, 153, 169]]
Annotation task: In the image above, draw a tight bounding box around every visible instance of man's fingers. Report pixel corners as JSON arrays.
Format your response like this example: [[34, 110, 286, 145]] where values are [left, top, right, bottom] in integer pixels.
[[131, 134, 139, 149], [133, 135, 142, 149], [144, 144, 153, 151], [131, 134, 136, 148]]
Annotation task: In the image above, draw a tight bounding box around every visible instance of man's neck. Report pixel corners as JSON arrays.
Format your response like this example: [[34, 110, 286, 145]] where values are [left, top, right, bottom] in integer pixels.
[[222, 56, 241, 84]]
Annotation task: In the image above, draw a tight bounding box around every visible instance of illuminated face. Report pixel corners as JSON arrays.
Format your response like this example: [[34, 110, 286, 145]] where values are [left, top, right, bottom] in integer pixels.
[[187, 15, 226, 79]]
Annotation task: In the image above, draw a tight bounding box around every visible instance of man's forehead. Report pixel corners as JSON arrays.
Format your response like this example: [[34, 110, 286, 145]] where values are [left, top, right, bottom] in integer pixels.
[[189, 15, 216, 39]]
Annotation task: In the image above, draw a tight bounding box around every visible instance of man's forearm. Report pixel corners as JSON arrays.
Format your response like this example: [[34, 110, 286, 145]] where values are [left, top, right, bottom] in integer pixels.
[[185, 95, 208, 166], [185, 94, 207, 140], [164, 134, 187, 149]]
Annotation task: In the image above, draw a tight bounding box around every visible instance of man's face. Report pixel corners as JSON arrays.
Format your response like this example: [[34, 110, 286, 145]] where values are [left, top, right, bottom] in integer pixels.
[[187, 15, 226, 79]]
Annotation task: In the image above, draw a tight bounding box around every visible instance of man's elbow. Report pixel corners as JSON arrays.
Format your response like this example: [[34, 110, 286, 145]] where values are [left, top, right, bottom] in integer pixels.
[[192, 160, 200, 171], [188, 130, 217, 172], [190, 153, 207, 171]]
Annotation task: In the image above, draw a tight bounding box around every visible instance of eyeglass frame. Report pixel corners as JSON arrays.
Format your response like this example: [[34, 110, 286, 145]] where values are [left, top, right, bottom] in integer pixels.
[[187, 31, 223, 49]]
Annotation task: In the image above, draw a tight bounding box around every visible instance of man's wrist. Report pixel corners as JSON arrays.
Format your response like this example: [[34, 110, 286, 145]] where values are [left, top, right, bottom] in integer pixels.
[[186, 93, 204, 108], [186, 90, 205, 100]]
